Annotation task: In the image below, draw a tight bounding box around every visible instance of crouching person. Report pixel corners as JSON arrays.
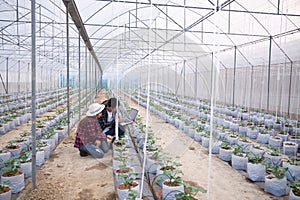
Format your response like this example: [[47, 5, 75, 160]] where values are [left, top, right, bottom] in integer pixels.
[[74, 103, 109, 158]]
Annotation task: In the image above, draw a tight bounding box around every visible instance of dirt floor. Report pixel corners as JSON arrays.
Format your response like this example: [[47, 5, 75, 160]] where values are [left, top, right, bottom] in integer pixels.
[[6, 89, 283, 199]]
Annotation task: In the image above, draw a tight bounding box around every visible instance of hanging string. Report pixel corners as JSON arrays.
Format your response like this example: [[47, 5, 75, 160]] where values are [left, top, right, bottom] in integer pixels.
[[115, 0, 119, 141], [207, 3, 221, 199], [275, 67, 280, 120], [139, 1, 153, 198], [275, 0, 285, 119]]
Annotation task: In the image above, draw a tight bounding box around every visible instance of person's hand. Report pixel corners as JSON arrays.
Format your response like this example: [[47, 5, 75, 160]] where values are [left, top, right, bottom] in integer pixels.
[[95, 140, 101, 147], [118, 118, 125, 123], [107, 135, 114, 140]]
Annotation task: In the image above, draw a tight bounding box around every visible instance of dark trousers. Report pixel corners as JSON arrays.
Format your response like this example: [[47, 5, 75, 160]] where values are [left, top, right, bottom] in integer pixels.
[[105, 126, 125, 138]]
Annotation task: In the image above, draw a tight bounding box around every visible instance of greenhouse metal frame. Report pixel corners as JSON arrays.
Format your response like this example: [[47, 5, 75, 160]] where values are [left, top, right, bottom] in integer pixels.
[[0, 0, 300, 199]]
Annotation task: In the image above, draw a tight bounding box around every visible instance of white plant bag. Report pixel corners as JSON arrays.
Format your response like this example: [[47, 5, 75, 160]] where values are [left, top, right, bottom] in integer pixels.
[[20, 162, 32, 178], [232, 154, 248, 170], [247, 163, 266, 182], [1, 172, 25, 193], [264, 176, 287, 196], [36, 150, 45, 166], [162, 181, 184, 200], [0, 185, 11, 200]]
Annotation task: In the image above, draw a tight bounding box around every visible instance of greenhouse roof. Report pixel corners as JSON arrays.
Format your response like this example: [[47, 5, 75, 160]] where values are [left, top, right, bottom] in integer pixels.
[[74, 0, 300, 73], [0, 0, 300, 75]]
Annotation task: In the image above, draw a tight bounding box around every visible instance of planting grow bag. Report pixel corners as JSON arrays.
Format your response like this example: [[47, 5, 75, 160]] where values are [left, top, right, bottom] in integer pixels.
[[247, 163, 266, 182], [0, 152, 11, 168], [232, 154, 248, 170], [289, 189, 300, 200], [162, 181, 184, 200], [257, 133, 270, 144], [282, 162, 300, 181], [117, 181, 139, 200], [20, 162, 32, 178], [36, 150, 45, 166], [1, 171, 25, 193], [0, 185, 11, 200], [264, 176, 287, 196], [219, 148, 233, 162]]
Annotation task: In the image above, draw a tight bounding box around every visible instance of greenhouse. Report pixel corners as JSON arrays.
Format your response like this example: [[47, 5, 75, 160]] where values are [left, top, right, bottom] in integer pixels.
[[0, 0, 300, 199]]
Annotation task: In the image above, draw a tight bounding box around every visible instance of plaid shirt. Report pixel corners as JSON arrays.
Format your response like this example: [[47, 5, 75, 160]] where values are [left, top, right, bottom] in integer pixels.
[[74, 116, 107, 148], [97, 107, 116, 130]]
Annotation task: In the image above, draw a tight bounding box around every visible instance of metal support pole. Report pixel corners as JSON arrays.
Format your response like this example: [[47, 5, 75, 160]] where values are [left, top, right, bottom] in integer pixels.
[[195, 57, 198, 99], [225, 68, 228, 105], [85, 47, 88, 110], [18, 60, 20, 93], [27, 63, 30, 93], [184, 0, 186, 51], [50, 68, 53, 90], [167, 66, 170, 94], [249, 66, 254, 112], [94, 61, 96, 92], [267, 36, 272, 112], [93, 60, 95, 94], [260, 65, 265, 111], [66, 1, 70, 136], [16, 0, 19, 21], [89, 56, 92, 99], [31, 0, 37, 190], [175, 63, 177, 96], [232, 46, 237, 106], [40, 66, 43, 91], [166, 6, 168, 41], [210, 53, 214, 98], [287, 62, 293, 116], [135, 0, 138, 27], [183, 60, 186, 98], [39, 5, 41, 37], [228, 3, 231, 33], [52, 20, 54, 59], [78, 33, 81, 121], [17, 0, 19, 45], [6, 57, 8, 94]]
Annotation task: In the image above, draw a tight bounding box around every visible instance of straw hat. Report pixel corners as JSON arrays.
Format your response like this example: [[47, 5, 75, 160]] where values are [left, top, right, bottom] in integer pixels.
[[86, 103, 105, 117]]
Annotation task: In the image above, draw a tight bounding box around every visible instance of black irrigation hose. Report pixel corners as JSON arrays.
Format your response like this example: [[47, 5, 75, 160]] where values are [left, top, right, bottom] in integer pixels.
[[151, 174, 168, 188], [121, 121, 158, 200], [162, 190, 184, 200]]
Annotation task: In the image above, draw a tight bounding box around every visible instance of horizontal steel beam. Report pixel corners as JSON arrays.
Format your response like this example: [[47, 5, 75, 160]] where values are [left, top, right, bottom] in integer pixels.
[[221, 8, 300, 17], [96, 0, 214, 11], [62, 0, 102, 74]]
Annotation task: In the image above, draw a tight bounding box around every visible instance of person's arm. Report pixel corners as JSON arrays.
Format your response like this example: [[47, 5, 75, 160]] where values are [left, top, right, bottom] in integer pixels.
[[76, 120, 90, 145], [98, 114, 115, 129], [95, 119, 109, 153], [95, 140, 101, 146], [113, 111, 125, 123], [91, 118, 107, 142]]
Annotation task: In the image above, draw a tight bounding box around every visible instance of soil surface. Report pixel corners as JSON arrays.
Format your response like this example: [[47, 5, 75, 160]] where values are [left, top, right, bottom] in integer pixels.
[[117, 181, 138, 190], [0, 186, 11, 194], [2, 171, 23, 177]]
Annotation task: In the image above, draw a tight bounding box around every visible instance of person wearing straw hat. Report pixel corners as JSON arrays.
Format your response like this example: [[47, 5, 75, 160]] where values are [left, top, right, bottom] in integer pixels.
[[74, 103, 109, 158]]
